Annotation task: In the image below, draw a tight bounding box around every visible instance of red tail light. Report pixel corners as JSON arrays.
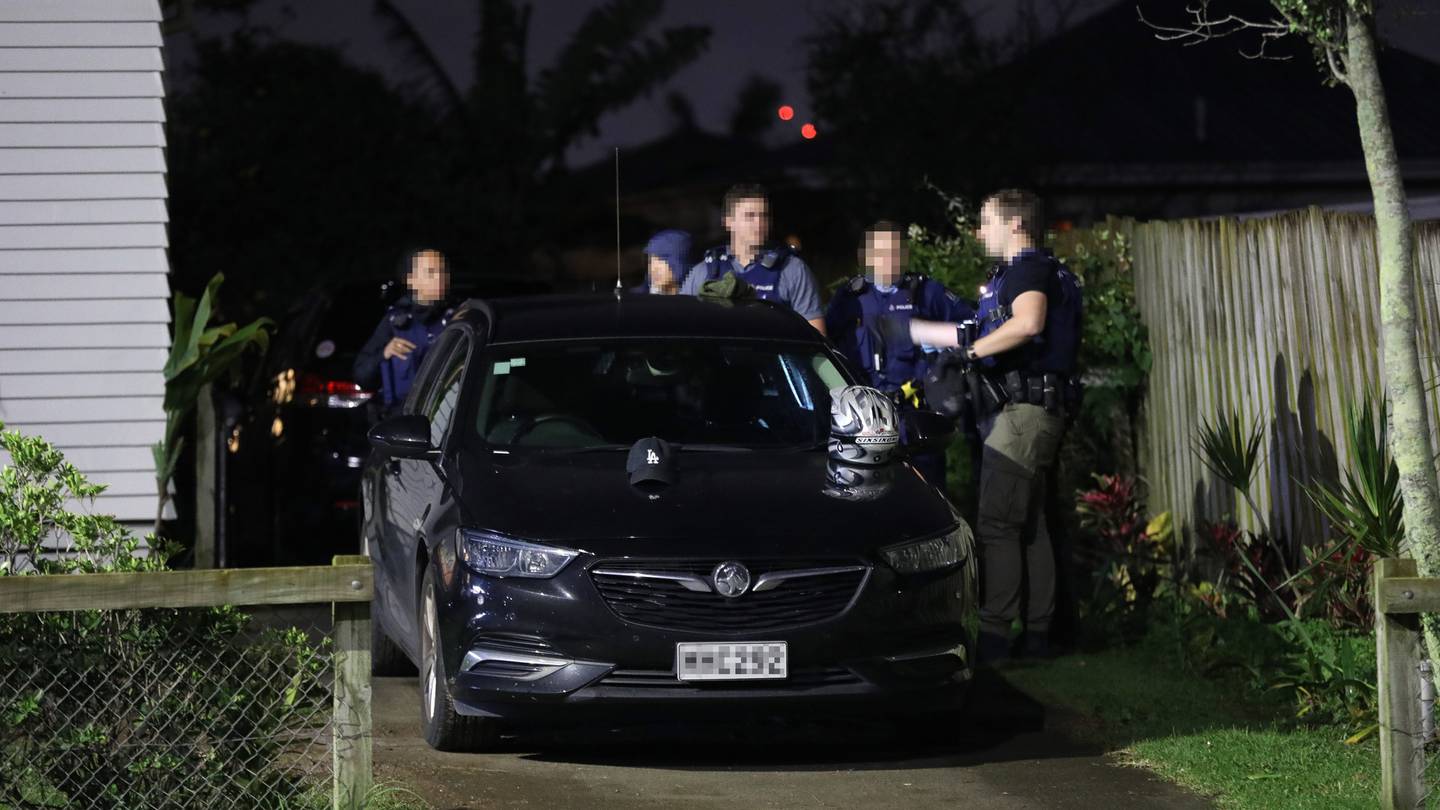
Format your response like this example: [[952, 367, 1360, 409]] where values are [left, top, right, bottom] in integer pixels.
[[297, 373, 373, 408]]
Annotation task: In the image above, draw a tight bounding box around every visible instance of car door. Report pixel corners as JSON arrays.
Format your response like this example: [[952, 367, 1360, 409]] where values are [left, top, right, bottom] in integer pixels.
[[378, 329, 471, 644]]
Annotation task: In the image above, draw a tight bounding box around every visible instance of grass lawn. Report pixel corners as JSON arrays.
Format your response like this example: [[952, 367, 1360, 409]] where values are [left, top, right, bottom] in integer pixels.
[[1002, 648, 1379, 810]]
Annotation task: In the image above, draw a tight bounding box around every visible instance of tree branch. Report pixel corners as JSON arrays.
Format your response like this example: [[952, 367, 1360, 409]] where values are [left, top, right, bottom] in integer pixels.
[[1136, 1, 1293, 61], [1326, 42, 1351, 86]]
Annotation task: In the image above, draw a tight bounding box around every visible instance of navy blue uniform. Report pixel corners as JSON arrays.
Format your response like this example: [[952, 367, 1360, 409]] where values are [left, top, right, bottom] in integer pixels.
[[827, 274, 973, 486], [826, 275, 974, 393], [353, 296, 451, 409], [975, 248, 1082, 377]]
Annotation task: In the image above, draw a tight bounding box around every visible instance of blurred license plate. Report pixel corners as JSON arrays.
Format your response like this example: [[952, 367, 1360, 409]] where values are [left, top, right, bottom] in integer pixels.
[[676, 641, 787, 681]]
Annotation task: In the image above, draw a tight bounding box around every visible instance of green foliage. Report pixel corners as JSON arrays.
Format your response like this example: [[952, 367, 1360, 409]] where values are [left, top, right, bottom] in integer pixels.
[[904, 186, 990, 300], [1154, 599, 1377, 734], [1052, 226, 1150, 388], [1302, 393, 1403, 559], [1195, 410, 1266, 496], [154, 272, 273, 533], [0, 432, 331, 809], [0, 426, 173, 575], [1075, 477, 1175, 638]]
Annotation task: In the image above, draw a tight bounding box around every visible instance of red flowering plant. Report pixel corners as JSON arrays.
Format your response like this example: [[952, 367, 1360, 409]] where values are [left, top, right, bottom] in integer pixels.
[[1075, 475, 1173, 629], [1198, 518, 1299, 621]]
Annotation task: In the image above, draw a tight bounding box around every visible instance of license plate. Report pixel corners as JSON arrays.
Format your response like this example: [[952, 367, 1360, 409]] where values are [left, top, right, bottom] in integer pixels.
[[676, 641, 787, 681]]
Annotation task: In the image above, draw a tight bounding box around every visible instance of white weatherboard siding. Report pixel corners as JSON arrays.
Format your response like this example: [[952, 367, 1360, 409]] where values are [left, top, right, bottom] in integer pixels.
[[0, 1, 169, 525]]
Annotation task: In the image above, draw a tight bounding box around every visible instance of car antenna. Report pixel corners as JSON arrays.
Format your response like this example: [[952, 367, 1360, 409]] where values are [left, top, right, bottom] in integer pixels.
[[613, 146, 623, 300]]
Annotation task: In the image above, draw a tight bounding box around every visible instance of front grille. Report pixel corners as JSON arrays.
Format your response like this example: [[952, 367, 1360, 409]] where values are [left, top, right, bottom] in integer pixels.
[[589, 558, 868, 633], [599, 666, 861, 689]]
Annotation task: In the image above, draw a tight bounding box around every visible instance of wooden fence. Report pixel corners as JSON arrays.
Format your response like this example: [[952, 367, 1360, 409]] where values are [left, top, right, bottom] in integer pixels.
[[1123, 208, 1440, 547], [1374, 558, 1436, 809], [0, 555, 374, 810]]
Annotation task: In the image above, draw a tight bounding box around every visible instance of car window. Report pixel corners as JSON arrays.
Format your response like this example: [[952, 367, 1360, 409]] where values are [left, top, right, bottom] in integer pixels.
[[424, 337, 469, 447], [404, 330, 461, 416], [471, 340, 843, 450]]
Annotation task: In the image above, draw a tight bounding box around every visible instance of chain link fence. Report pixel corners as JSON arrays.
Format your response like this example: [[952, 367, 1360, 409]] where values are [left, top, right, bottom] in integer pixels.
[[0, 604, 348, 810], [0, 559, 374, 810]]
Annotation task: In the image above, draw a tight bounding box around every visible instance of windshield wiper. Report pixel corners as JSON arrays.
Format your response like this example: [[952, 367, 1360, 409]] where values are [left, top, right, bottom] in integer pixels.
[[674, 443, 755, 453]]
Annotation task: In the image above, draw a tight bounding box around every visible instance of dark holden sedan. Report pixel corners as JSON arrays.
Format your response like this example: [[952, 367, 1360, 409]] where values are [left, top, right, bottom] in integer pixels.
[[361, 294, 978, 750]]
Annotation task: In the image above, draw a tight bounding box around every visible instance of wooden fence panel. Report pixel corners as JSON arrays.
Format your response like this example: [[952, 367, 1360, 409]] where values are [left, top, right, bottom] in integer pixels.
[[1126, 209, 1440, 545]]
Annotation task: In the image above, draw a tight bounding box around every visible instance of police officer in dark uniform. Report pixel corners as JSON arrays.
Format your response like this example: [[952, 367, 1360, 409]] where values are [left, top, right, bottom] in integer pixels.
[[679, 183, 826, 334], [354, 247, 453, 414], [826, 220, 974, 484], [893, 190, 1082, 662]]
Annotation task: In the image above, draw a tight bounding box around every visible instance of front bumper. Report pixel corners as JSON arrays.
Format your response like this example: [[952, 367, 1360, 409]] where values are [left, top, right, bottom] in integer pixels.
[[434, 553, 978, 719]]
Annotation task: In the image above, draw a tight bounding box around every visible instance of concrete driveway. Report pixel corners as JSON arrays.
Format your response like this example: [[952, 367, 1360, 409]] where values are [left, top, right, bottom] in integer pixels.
[[370, 671, 1211, 809]]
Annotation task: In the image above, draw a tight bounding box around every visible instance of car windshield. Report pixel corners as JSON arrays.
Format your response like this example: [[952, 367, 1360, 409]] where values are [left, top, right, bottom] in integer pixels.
[[471, 340, 849, 450]]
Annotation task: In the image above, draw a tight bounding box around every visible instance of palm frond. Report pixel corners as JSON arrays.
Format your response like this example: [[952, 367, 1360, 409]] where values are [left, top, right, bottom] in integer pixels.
[[373, 0, 466, 117]]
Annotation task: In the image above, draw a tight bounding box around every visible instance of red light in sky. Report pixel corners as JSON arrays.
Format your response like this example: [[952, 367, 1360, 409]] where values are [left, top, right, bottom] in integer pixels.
[[801, 123, 817, 140], [777, 105, 795, 121]]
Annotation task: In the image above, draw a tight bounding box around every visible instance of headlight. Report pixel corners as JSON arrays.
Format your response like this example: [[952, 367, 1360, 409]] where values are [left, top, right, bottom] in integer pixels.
[[881, 525, 968, 574], [458, 530, 578, 578]]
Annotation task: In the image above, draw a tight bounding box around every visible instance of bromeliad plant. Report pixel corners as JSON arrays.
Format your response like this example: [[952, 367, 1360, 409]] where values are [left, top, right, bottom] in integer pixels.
[[154, 273, 273, 536]]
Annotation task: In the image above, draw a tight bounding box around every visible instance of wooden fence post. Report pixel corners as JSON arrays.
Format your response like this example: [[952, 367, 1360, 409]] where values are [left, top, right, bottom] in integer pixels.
[[1376, 557, 1425, 809], [331, 555, 373, 810]]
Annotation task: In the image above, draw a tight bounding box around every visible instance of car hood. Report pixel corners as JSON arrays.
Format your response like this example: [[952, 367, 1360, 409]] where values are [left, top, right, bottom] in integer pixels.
[[450, 448, 958, 557]]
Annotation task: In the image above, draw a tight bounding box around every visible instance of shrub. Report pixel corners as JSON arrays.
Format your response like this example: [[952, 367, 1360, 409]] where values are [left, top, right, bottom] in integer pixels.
[[1074, 475, 1174, 639], [0, 426, 330, 809]]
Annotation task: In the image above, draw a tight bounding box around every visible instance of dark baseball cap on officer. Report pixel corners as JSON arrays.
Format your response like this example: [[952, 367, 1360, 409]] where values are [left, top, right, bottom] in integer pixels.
[[626, 436, 676, 488]]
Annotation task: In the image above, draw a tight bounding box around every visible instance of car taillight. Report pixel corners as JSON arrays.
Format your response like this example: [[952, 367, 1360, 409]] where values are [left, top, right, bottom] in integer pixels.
[[297, 372, 373, 409]]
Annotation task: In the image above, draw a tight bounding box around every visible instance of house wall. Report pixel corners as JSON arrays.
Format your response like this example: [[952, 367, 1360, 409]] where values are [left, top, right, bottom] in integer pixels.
[[0, 0, 170, 524]]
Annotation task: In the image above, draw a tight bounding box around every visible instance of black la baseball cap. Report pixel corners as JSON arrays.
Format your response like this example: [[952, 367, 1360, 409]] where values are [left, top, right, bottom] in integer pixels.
[[626, 436, 676, 488]]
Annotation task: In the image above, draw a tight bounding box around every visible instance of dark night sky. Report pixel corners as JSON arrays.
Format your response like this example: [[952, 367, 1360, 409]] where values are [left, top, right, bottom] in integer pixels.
[[173, 0, 1440, 166]]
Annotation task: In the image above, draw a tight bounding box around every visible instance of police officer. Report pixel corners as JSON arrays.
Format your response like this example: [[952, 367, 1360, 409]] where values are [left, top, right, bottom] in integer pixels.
[[894, 189, 1082, 662], [826, 220, 973, 483], [354, 247, 453, 413], [679, 183, 826, 334], [634, 229, 692, 295]]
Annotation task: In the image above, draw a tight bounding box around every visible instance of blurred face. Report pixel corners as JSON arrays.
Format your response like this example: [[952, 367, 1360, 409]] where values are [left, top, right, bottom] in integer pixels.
[[976, 200, 1027, 260], [647, 255, 677, 293], [407, 250, 449, 304], [864, 229, 906, 287], [724, 196, 769, 255]]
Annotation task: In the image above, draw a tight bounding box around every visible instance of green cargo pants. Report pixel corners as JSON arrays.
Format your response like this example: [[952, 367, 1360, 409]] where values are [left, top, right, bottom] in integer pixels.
[[977, 403, 1066, 638]]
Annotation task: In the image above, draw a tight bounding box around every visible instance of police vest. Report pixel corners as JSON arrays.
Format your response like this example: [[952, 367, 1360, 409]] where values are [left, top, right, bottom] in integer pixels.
[[976, 250, 1082, 374], [703, 246, 793, 304], [379, 303, 450, 407], [842, 275, 933, 392]]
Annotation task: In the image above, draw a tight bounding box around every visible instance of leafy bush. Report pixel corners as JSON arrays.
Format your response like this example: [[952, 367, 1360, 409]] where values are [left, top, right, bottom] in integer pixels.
[[0, 426, 330, 809], [1051, 225, 1150, 390], [1075, 475, 1174, 635], [1149, 603, 1377, 735]]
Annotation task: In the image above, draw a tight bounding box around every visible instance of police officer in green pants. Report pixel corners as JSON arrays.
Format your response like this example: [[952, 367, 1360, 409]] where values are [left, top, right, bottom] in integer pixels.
[[889, 189, 1083, 662]]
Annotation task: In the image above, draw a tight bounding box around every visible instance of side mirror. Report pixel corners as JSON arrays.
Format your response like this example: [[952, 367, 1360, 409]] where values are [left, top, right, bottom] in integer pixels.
[[368, 414, 437, 459], [903, 409, 955, 453]]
